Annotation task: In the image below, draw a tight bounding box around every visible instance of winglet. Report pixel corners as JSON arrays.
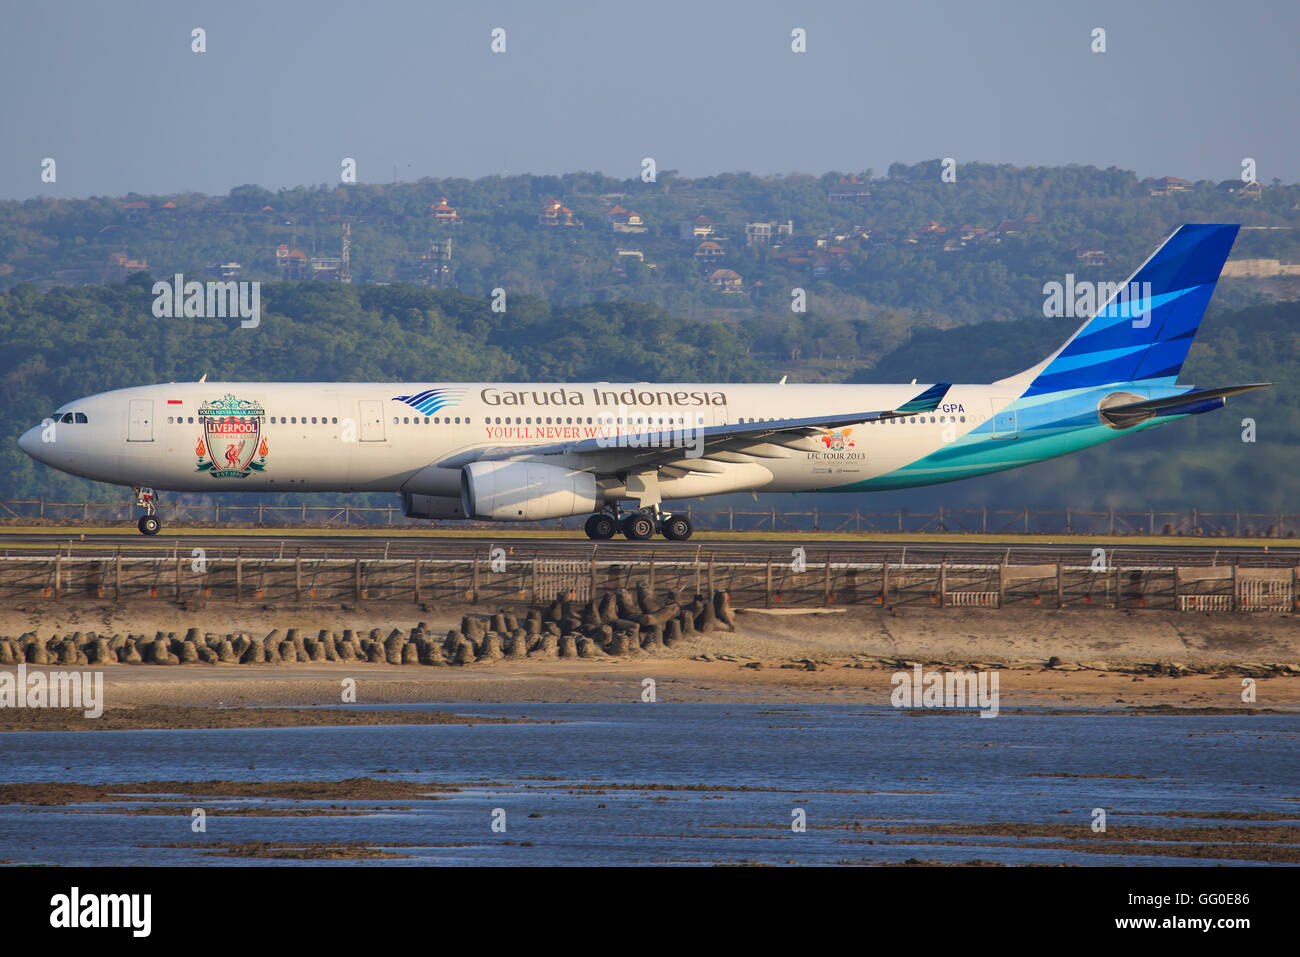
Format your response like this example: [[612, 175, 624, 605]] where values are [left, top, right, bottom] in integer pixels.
[[894, 382, 950, 415]]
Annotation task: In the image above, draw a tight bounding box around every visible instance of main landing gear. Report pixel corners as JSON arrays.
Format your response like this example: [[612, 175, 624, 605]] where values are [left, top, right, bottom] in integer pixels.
[[583, 512, 619, 540], [583, 507, 694, 541], [133, 486, 162, 536]]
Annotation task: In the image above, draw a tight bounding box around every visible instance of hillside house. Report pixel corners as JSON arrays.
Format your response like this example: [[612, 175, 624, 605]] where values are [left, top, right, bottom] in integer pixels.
[[539, 199, 576, 227], [708, 268, 744, 293], [679, 214, 717, 240]]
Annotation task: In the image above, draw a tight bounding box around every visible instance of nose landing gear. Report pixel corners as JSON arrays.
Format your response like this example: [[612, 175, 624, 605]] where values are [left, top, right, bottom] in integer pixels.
[[133, 486, 161, 535]]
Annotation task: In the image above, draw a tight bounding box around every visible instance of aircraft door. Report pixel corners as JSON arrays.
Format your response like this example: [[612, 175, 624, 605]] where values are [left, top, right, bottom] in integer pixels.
[[991, 397, 1018, 439], [127, 399, 154, 442], [358, 400, 386, 442]]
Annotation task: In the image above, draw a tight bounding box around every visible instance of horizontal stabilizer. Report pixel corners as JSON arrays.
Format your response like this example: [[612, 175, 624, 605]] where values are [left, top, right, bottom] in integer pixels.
[[1100, 382, 1270, 428], [1107, 382, 1271, 416]]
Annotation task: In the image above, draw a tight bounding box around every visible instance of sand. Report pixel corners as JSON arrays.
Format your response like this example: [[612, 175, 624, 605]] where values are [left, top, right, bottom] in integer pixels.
[[2, 600, 1298, 718]]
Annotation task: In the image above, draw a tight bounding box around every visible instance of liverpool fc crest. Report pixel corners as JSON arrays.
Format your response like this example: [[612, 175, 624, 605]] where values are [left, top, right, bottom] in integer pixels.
[[820, 427, 856, 451], [196, 394, 268, 478]]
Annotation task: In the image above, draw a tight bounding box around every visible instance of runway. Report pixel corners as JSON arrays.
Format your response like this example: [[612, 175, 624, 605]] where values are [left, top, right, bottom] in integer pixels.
[[1, 526, 1297, 566]]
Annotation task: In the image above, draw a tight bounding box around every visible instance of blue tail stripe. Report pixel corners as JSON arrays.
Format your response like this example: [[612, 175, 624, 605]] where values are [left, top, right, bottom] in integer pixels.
[[1044, 342, 1149, 375], [1132, 281, 1217, 381]]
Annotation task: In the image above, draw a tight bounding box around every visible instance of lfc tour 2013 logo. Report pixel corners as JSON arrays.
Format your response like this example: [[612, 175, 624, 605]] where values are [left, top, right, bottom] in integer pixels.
[[196, 394, 268, 478]]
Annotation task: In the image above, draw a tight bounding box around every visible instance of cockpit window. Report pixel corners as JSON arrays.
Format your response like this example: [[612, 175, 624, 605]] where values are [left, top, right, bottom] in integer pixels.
[[74, 413, 88, 424], [61, 412, 74, 424]]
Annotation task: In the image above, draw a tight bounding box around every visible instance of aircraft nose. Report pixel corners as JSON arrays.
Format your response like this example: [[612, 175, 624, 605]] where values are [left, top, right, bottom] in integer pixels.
[[18, 426, 45, 461]]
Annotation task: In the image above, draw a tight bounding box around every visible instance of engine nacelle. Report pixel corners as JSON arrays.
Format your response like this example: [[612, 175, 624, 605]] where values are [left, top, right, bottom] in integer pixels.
[[401, 492, 467, 520], [460, 461, 598, 521]]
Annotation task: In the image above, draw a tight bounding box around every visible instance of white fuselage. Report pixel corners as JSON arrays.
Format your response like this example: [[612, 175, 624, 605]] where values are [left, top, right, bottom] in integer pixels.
[[21, 381, 1001, 499]]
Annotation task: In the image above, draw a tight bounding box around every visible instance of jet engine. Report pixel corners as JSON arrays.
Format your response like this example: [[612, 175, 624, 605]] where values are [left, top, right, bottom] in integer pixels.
[[460, 461, 598, 521]]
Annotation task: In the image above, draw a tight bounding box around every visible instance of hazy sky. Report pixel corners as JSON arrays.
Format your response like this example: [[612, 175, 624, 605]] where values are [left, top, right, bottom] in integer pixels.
[[2, 0, 1296, 200]]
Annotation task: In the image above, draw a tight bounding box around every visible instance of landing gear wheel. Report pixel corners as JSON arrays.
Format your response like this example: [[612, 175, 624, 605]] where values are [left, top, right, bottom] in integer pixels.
[[661, 514, 693, 541], [621, 513, 655, 541], [584, 513, 617, 540], [138, 515, 161, 536]]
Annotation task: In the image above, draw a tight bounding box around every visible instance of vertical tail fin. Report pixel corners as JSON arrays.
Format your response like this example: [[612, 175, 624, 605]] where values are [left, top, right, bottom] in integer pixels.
[[1020, 224, 1239, 396]]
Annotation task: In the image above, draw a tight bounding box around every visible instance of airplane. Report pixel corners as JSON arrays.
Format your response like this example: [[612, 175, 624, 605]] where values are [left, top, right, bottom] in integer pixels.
[[18, 223, 1267, 541]]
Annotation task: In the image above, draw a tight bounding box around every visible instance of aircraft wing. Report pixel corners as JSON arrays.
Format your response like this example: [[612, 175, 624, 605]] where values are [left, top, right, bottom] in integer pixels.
[[440, 382, 951, 474]]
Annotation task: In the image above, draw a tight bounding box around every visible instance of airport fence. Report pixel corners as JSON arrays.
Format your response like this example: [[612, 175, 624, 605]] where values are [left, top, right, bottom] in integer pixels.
[[0, 499, 1297, 538], [0, 550, 1294, 613]]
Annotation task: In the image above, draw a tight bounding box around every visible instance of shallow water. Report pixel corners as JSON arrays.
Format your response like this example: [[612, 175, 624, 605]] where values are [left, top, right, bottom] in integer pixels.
[[0, 705, 1295, 865]]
